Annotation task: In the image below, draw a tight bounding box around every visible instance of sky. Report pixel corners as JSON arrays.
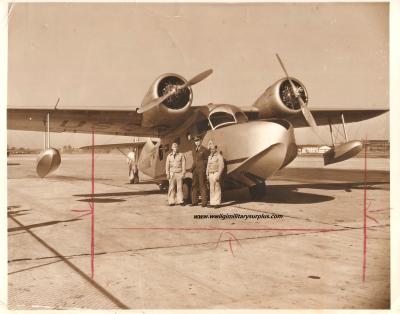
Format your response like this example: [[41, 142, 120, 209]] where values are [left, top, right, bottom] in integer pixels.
[[7, 2, 389, 149]]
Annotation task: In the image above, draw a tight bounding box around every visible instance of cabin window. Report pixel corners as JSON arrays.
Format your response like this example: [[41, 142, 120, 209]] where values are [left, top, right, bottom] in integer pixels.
[[209, 111, 236, 129], [159, 145, 164, 160]]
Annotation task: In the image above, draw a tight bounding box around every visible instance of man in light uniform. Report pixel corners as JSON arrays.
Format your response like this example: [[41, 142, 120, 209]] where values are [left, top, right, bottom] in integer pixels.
[[165, 143, 186, 206], [206, 144, 224, 208]]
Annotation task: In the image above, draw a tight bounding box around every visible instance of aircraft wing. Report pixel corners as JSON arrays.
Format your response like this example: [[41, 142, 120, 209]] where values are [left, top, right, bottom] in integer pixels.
[[79, 141, 146, 150], [243, 108, 388, 128], [7, 107, 162, 137], [287, 108, 389, 128]]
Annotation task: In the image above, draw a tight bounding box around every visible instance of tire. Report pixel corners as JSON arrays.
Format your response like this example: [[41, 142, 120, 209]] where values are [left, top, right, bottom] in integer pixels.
[[182, 178, 192, 203], [159, 181, 169, 192], [249, 182, 266, 200]]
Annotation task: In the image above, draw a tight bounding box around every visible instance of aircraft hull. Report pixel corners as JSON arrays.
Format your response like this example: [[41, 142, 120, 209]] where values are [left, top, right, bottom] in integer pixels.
[[138, 120, 297, 188], [202, 120, 297, 187]]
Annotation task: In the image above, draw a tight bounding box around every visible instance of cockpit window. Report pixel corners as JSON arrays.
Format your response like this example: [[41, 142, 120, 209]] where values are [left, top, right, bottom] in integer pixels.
[[209, 111, 236, 129], [235, 112, 248, 123]]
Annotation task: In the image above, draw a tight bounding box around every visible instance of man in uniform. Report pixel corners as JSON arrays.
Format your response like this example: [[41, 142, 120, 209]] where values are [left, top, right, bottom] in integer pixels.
[[165, 143, 186, 206], [206, 144, 224, 208], [191, 136, 209, 207]]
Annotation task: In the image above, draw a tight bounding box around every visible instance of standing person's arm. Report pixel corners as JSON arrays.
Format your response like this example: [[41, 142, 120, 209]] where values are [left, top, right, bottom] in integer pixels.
[[191, 150, 195, 172], [217, 155, 224, 180], [206, 156, 210, 180], [165, 155, 170, 179], [204, 147, 210, 162], [182, 154, 186, 177]]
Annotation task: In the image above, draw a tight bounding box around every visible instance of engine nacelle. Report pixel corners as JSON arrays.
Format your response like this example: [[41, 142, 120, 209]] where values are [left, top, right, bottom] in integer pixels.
[[252, 77, 308, 119], [36, 148, 61, 178], [140, 73, 193, 128]]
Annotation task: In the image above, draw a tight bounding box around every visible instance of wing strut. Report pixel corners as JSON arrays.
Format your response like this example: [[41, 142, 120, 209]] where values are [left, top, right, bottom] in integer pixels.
[[341, 113, 348, 142], [328, 119, 335, 147], [324, 113, 363, 165]]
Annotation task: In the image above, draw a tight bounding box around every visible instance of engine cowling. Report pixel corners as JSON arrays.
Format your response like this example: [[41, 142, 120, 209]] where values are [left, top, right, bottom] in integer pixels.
[[140, 73, 193, 128], [252, 77, 308, 119]]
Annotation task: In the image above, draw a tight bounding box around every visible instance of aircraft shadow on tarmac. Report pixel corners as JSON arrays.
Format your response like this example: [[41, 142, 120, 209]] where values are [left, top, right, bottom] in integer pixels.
[[269, 180, 389, 192], [224, 187, 334, 205], [77, 198, 127, 203], [124, 180, 159, 185], [8, 218, 81, 233], [273, 168, 389, 184], [7, 208, 31, 217], [226, 180, 389, 205], [74, 189, 163, 203]]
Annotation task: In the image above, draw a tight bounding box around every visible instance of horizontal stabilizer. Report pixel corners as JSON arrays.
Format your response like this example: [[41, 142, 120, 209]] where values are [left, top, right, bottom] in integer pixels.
[[80, 141, 146, 150]]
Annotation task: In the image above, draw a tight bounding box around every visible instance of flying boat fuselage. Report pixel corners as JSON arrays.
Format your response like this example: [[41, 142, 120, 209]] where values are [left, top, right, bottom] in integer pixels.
[[138, 103, 297, 187]]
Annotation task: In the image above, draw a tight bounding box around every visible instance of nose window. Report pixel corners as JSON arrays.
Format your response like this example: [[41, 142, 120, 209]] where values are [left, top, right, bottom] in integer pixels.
[[209, 111, 236, 129]]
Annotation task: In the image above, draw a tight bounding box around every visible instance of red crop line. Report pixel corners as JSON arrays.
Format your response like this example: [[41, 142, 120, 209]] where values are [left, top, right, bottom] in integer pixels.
[[111, 227, 338, 232], [228, 239, 234, 256], [225, 231, 242, 246], [90, 127, 95, 279], [362, 138, 368, 283], [366, 215, 379, 224], [214, 231, 242, 250], [214, 232, 224, 249]]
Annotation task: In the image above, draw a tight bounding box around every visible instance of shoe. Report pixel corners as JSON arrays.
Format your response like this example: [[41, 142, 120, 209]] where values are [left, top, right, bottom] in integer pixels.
[[201, 204, 207, 207], [189, 203, 198, 207], [213, 205, 220, 209], [168, 204, 175, 206]]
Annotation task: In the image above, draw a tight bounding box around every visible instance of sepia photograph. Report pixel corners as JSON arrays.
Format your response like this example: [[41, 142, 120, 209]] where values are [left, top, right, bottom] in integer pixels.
[[5, 2, 391, 310]]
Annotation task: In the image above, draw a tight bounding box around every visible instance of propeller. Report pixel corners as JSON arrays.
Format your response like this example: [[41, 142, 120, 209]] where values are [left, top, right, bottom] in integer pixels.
[[137, 69, 213, 114], [275, 54, 317, 131]]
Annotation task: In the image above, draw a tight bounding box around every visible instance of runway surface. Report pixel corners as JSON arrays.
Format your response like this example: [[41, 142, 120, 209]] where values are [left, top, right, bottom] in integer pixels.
[[7, 154, 390, 309]]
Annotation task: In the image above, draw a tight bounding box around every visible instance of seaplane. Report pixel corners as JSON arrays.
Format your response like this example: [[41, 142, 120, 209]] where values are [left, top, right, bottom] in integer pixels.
[[7, 55, 388, 200]]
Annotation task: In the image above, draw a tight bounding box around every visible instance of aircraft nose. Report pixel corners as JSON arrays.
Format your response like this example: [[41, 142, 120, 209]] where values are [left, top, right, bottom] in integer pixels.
[[223, 120, 296, 180]]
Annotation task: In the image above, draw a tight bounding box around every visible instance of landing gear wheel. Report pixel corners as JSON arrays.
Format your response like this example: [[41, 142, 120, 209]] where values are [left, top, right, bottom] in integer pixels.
[[249, 182, 266, 200], [182, 178, 192, 204], [159, 180, 169, 193]]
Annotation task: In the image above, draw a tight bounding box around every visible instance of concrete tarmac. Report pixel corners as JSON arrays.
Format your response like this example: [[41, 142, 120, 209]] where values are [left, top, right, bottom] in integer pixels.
[[7, 154, 390, 309]]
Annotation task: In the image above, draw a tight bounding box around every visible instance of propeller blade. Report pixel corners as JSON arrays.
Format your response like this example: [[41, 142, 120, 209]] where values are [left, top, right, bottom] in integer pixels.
[[300, 101, 318, 130], [276, 54, 290, 79], [186, 68, 213, 86], [138, 69, 213, 114], [177, 68, 214, 91], [137, 91, 174, 114], [276, 53, 317, 130]]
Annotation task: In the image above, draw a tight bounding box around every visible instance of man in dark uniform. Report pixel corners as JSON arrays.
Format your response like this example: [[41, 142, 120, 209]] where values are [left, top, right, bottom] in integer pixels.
[[191, 136, 209, 207]]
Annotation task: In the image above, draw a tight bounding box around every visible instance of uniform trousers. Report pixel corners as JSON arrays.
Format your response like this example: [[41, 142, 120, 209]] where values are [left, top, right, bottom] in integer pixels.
[[168, 172, 184, 205], [208, 172, 222, 205], [191, 170, 208, 206]]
